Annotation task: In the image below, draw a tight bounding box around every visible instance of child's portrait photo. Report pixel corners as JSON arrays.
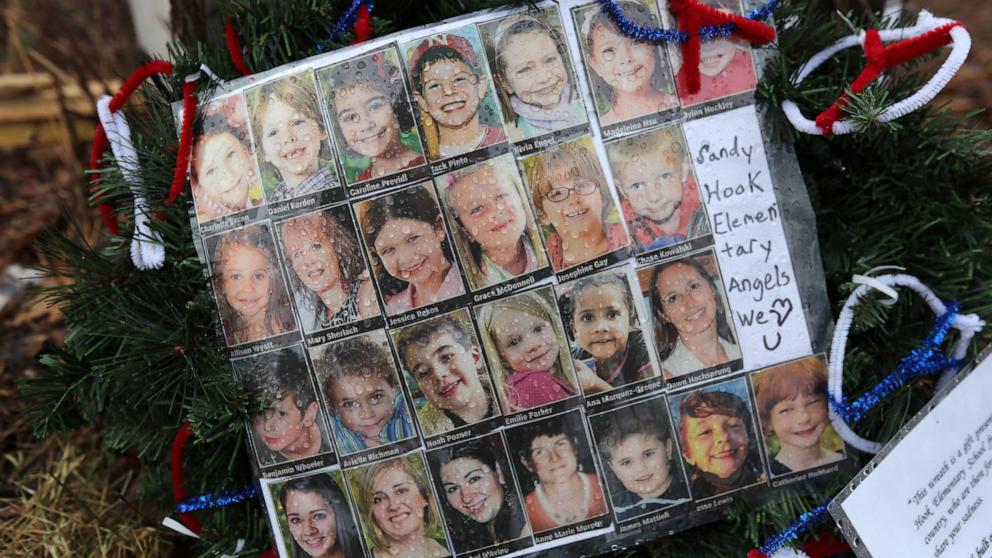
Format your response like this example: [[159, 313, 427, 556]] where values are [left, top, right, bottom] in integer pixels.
[[318, 46, 428, 186], [276, 207, 381, 333], [606, 125, 710, 254], [268, 469, 365, 558], [752, 356, 845, 477], [589, 396, 690, 521], [426, 434, 531, 554], [233, 346, 331, 468], [479, 7, 587, 142], [436, 154, 548, 291], [402, 27, 508, 160], [572, 0, 678, 128], [476, 287, 584, 413], [669, 377, 765, 499], [310, 330, 415, 456], [347, 453, 452, 558], [556, 267, 660, 395], [246, 71, 341, 202], [521, 135, 630, 272], [208, 222, 298, 346], [355, 183, 466, 315], [659, 0, 758, 107], [639, 250, 741, 379], [505, 410, 608, 533], [190, 94, 263, 223], [391, 309, 500, 437]]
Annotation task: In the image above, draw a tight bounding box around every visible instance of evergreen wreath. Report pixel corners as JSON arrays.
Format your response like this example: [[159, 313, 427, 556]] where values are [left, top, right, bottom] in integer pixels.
[[19, 0, 992, 556]]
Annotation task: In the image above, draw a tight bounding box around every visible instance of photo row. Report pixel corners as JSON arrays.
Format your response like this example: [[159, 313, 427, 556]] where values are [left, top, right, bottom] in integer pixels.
[[261, 355, 848, 557], [187, 0, 758, 230]]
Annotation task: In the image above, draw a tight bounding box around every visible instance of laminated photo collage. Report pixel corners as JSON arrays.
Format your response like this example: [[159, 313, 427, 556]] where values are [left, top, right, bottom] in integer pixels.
[[183, 1, 849, 557]]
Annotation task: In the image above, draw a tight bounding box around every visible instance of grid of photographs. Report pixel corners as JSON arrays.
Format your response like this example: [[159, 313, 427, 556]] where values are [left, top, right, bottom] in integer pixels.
[[184, 2, 846, 556]]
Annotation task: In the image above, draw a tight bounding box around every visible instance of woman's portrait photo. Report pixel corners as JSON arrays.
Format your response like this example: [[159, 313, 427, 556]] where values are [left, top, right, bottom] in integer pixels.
[[476, 287, 586, 412], [669, 378, 765, 499], [639, 250, 741, 380], [276, 207, 381, 333], [233, 346, 331, 467], [437, 154, 548, 291], [505, 410, 608, 533], [426, 434, 531, 554], [269, 470, 365, 558], [521, 135, 630, 272], [318, 46, 427, 186], [348, 453, 452, 558], [208, 223, 298, 346], [392, 309, 500, 437], [311, 330, 415, 456], [659, 0, 758, 107], [556, 268, 660, 395], [589, 396, 690, 521], [356, 183, 466, 315], [573, 0, 678, 128], [246, 71, 341, 202], [402, 27, 508, 160], [479, 7, 587, 142], [190, 94, 263, 222], [752, 356, 845, 477], [605, 125, 710, 254]]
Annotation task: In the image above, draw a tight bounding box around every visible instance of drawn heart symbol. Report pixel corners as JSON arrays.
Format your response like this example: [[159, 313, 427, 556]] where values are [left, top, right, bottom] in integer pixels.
[[769, 298, 793, 327]]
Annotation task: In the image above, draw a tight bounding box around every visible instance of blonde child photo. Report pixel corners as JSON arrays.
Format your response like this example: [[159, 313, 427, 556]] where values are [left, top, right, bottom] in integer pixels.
[[403, 29, 507, 160], [247, 72, 341, 202], [190, 96, 263, 222], [311, 331, 415, 455], [319, 47, 427, 185], [393, 311, 500, 437], [557, 269, 658, 394], [482, 8, 587, 142], [752, 356, 845, 476], [606, 126, 709, 253], [523, 136, 629, 271], [438, 155, 548, 290], [574, 0, 678, 127]]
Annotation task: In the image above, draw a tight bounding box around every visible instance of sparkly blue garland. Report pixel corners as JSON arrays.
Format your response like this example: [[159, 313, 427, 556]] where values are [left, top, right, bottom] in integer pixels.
[[176, 482, 259, 514], [830, 301, 962, 424], [757, 301, 962, 556], [597, 0, 779, 44], [316, 0, 375, 53]]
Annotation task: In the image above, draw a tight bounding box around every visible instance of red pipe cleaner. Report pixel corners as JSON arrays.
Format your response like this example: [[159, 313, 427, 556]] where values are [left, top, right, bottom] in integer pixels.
[[164, 80, 198, 208], [668, 0, 775, 95], [350, 4, 374, 45], [814, 22, 961, 135], [747, 529, 851, 558], [170, 423, 204, 535], [225, 15, 253, 77], [89, 60, 174, 234]]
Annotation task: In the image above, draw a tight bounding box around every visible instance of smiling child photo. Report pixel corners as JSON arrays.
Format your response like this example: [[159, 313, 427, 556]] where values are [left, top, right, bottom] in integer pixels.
[[521, 135, 630, 272], [606, 125, 710, 254], [589, 396, 690, 521], [752, 356, 845, 476], [318, 46, 428, 186], [659, 0, 758, 107], [246, 71, 341, 202], [572, 0, 678, 130], [233, 346, 332, 468], [479, 7, 587, 142], [190, 94, 263, 223], [392, 309, 500, 437], [669, 377, 765, 499], [437, 154, 549, 290], [355, 183, 467, 315], [556, 267, 660, 395], [401, 27, 508, 161], [310, 330, 415, 456]]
